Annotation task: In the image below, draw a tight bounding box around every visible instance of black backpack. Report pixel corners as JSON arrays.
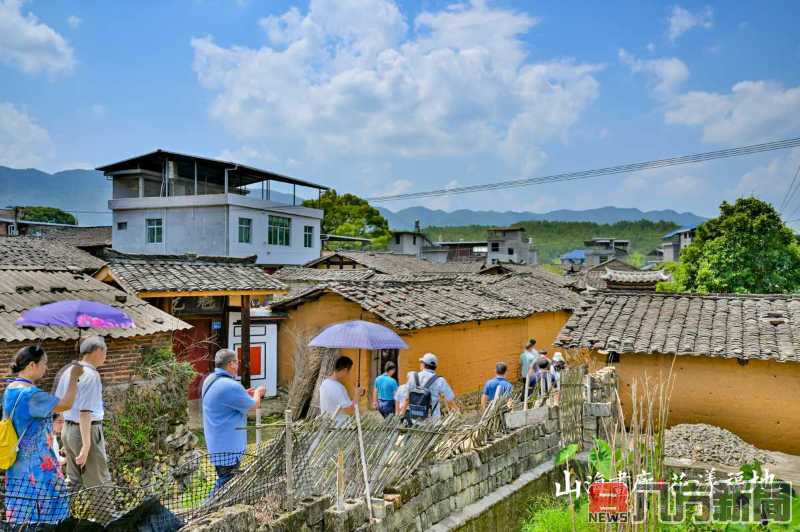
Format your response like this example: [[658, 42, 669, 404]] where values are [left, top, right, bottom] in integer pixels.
[[406, 372, 439, 420]]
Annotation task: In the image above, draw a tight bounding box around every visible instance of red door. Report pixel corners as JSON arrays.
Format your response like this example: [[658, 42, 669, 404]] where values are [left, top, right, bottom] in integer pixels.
[[174, 319, 215, 400]]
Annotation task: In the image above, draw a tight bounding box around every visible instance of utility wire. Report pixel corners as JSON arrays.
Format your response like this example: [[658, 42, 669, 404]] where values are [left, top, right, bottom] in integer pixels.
[[365, 137, 800, 202], [779, 161, 800, 214]]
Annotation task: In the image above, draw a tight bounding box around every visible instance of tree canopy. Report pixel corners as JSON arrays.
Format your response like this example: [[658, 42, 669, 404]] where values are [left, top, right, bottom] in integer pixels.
[[303, 190, 391, 248], [659, 198, 800, 294], [17, 206, 76, 225]]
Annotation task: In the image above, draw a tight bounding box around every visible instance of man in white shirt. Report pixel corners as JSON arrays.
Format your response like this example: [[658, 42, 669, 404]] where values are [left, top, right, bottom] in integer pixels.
[[55, 336, 111, 490], [407, 353, 459, 419], [319, 356, 361, 425]]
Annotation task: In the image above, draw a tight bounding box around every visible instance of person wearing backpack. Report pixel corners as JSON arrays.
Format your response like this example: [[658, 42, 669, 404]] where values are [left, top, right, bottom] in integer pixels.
[[405, 353, 459, 422], [2, 345, 83, 524], [202, 349, 266, 495]]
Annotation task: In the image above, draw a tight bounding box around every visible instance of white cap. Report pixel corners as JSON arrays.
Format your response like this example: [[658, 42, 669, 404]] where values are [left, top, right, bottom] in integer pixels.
[[553, 352, 564, 362], [419, 353, 438, 367]]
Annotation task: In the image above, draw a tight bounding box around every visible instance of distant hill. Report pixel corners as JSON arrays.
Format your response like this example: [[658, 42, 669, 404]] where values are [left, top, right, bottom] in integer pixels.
[[378, 205, 705, 229], [0, 166, 299, 226]]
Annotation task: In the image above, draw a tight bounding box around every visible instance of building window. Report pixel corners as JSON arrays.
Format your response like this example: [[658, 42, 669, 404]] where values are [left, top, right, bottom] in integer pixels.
[[395, 234, 400, 245], [304, 225, 314, 248], [599, 255, 608, 263], [268, 215, 291, 246], [116, 222, 127, 231], [146, 218, 162, 244], [491, 242, 500, 252], [412, 234, 417, 245], [238, 218, 252, 243], [507, 248, 514, 255]]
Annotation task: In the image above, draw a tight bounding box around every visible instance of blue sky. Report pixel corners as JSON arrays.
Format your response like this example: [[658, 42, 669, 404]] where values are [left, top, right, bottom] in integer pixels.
[[2, 0, 800, 224]]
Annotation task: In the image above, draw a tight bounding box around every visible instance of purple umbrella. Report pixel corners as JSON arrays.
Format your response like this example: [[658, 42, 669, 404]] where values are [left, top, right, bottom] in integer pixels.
[[16, 300, 134, 330], [310, 320, 408, 387], [310, 320, 407, 350]]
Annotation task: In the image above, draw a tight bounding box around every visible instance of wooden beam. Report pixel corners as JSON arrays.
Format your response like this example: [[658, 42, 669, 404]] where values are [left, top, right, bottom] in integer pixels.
[[137, 289, 288, 298], [241, 295, 251, 389]]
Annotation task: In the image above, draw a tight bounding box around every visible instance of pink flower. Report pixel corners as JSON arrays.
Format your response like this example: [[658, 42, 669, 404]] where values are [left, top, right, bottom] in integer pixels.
[[28, 473, 36, 484], [40, 455, 56, 472]]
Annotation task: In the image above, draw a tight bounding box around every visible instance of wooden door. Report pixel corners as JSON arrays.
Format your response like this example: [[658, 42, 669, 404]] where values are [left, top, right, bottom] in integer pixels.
[[174, 318, 215, 400]]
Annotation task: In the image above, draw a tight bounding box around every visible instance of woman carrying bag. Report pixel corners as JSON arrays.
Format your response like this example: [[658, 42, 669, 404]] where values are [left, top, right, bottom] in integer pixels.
[[2, 345, 83, 524]]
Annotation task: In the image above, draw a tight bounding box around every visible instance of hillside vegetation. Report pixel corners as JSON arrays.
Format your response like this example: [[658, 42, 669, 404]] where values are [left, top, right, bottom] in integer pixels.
[[424, 220, 679, 264]]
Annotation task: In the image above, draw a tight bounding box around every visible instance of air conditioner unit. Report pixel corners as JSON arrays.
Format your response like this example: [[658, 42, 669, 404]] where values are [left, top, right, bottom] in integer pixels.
[[7, 223, 18, 236]]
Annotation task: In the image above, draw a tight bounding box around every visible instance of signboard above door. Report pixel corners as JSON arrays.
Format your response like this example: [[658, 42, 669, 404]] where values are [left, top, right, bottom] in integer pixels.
[[171, 296, 225, 316]]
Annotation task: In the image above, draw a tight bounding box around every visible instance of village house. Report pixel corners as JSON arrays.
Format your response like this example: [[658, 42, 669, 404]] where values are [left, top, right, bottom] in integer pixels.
[[556, 290, 800, 454], [271, 273, 582, 405], [96, 150, 330, 266], [35, 225, 112, 257], [660, 225, 698, 262], [560, 249, 586, 272], [583, 237, 630, 266], [95, 250, 288, 397], [0, 237, 189, 390]]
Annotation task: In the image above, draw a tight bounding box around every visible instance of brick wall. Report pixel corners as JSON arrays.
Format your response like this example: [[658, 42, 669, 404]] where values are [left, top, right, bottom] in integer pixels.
[[0, 332, 174, 392]]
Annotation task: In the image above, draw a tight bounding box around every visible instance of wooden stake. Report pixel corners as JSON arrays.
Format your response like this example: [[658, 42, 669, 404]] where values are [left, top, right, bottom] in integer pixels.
[[353, 403, 373, 519], [241, 295, 251, 389], [336, 449, 345, 511], [255, 408, 262, 446], [284, 408, 294, 508]]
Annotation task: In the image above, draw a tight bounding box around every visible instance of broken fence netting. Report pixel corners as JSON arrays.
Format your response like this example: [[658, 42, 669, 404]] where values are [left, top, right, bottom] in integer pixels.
[[0, 366, 587, 528]]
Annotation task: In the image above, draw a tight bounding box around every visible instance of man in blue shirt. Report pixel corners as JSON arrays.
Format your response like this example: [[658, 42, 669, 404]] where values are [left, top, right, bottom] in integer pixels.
[[371, 361, 398, 418], [481, 362, 514, 410], [202, 349, 265, 494]]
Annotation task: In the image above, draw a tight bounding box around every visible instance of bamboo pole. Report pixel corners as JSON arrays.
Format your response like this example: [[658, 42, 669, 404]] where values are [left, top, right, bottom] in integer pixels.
[[353, 403, 373, 519], [284, 409, 295, 508], [255, 408, 262, 446], [336, 449, 345, 511]]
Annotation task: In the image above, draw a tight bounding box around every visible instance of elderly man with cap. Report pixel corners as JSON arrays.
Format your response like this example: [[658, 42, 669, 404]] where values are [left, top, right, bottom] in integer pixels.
[[202, 349, 266, 494], [405, 353, 459, 421]]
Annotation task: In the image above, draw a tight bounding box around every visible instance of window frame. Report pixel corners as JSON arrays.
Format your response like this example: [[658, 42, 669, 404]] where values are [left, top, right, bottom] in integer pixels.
[[490, 242, 500, 252], [303, 225, 314, 248], [238, 217, 253, 244], [116, 221, 128, 231], [145, 218, 163, 244], [268, 215, 291, 246]]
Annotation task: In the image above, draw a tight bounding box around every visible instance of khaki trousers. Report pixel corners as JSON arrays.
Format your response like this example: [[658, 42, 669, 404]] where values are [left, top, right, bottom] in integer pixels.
[[63, 422, 113, 522]]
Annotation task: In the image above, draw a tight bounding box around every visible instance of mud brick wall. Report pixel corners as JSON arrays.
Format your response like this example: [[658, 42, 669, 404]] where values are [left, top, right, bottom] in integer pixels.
[[0, 332, 173, 392]]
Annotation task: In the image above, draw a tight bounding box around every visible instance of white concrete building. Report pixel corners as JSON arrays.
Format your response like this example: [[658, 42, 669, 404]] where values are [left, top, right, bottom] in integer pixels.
[[97, 150, 329, 266]]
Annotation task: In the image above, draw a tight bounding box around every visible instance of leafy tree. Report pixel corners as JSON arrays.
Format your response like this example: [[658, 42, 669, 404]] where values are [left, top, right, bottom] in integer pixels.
[[17, 206, 76, 225], [661, 198, 800, 294], [303, 190, 391, 249]]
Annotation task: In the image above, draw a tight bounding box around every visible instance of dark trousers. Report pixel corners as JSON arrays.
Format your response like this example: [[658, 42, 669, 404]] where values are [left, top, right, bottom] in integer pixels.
[[211, 461, 240, 496], [377, 399, 395, 418]]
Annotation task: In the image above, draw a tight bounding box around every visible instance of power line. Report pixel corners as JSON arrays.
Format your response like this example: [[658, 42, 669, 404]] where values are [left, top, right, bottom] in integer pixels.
[[365, 137, 800, 202], [779, 161, 800, 215]]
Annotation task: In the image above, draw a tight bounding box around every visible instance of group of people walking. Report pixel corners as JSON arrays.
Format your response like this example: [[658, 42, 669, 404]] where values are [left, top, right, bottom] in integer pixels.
[[1, 336, 112, 524]]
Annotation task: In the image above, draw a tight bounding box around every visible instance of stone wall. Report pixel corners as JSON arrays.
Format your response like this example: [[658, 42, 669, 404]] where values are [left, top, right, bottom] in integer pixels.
[[185, 367, 619, 532]]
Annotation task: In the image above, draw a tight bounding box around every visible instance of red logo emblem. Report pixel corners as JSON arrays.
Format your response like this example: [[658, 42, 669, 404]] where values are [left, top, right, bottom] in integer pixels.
[[589, 482, 629, 513]]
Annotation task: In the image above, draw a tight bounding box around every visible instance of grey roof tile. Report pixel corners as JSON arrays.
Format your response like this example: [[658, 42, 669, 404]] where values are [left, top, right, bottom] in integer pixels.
[[0, 236, 106, 273], [556, 291, 800, 362]]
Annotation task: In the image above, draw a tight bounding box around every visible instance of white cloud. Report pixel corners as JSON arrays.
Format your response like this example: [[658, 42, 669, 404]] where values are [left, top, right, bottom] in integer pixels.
[[67, 15, 81, 29], [0, 102, 53, 168], [665, 81, 800, 144], [668, 5, 713, 42], [619, 49, 689, 97], [734, 151, 800, 214], [192, 0, 602, 180], [0, 0, 75, 75]]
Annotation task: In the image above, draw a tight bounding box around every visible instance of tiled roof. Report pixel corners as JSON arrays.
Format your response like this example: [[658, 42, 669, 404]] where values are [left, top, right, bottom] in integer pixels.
[[556, 291, 800, 362], [566, 259, 639, 291], [0, 237, 106, 273], [479, 263, 571, 286], [273, 266, 376, 282], [272, 273, 580, 330], [662, 225, 698, 239], [601, 270, 670, 283], [305, 251, 443, 274], [0, 268, 189, 342], [36, 226, 112, 248], [105, 253, 286, 294]]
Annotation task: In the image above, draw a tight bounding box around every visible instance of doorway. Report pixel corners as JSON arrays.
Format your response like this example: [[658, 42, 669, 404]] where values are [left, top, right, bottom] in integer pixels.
[[370, 349, 399, 386]]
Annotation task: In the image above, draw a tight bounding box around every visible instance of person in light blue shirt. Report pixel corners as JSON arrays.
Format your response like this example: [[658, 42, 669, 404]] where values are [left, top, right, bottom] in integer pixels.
[[372, 361, 398, 418], [202, 349, 265, 494], [519, 339, 539, 382], [481, 362, 514, 410]]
